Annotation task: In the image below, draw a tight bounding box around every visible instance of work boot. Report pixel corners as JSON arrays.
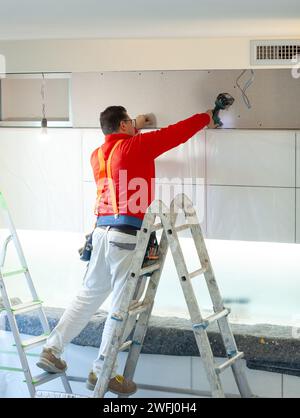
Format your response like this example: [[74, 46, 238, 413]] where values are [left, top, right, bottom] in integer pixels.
[[86, 371, 137, 395], [36, 348, 67, 373]]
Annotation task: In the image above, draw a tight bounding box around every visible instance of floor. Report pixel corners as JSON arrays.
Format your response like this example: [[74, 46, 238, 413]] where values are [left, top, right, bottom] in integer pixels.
[[1, 331, 300, 398]]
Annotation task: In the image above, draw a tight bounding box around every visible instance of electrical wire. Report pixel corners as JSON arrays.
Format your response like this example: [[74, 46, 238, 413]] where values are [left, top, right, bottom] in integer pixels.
[[235, 69, 255, 109]]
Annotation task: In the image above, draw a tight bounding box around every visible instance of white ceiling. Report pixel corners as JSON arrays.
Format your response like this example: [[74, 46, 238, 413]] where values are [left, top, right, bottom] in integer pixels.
[[0, 0, 299, 40]]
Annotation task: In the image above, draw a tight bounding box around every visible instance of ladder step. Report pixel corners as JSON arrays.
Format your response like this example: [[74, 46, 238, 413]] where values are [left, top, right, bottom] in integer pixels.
[[128, 303, 150, 317], [152, 223, 163, 232], [31, 372, 65, 386], [216, 352, 244, 374], [119, 340, 133, 352], [193, 308, 231, 330], [0, 365, 24, 372], [140, 262, 160, 276], [19, 334, 49, 351], [175, 224, 192, 233], [10, 300, 43, 315], [189, 267, 207, 279], [2, 268, 28, 278]]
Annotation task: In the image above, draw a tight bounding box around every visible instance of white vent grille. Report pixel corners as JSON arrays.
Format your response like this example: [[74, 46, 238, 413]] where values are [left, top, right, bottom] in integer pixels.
[[251, 40, 300, 65]]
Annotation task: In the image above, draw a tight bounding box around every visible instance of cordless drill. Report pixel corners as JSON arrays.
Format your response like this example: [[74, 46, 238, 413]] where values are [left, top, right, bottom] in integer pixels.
[[212, 93, 235, 127]]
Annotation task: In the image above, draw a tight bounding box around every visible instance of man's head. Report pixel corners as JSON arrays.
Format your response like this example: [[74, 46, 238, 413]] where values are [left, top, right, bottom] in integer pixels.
[[100, 106, 136, 136]]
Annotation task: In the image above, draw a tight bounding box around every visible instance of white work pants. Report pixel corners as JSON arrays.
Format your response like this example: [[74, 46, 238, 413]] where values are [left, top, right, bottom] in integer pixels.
[[44, 226, 138, 376]]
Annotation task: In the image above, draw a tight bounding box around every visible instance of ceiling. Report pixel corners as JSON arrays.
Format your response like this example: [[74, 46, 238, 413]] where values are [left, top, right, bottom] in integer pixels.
[[0, 0, 299, 40]]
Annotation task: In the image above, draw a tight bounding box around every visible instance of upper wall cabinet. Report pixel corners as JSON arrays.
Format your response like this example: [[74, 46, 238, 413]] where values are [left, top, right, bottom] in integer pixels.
[[0, 73, 72, 127]]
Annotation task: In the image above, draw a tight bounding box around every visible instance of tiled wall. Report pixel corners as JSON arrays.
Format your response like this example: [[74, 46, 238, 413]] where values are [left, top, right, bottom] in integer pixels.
[[206, 130, 298, 243], [0, 127, 299, 245]]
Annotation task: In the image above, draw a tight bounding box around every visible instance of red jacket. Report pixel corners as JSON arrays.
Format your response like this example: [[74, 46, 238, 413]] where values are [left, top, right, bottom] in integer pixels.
[[90, 113, 210, 228]]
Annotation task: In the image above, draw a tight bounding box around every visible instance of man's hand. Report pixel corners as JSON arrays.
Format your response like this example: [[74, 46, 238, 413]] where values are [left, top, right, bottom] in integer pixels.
[[205, 109, 219, 129], [135, 114, 155, 130]]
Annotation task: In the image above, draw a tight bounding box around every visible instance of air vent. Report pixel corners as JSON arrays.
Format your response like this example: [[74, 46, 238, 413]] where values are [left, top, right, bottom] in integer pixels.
[[251, 40, 300, 65]]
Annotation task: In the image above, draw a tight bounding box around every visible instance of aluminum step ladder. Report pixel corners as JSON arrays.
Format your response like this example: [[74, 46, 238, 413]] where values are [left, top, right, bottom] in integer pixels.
[[0, 192, 72, 398], [93, 193, 253, 398]]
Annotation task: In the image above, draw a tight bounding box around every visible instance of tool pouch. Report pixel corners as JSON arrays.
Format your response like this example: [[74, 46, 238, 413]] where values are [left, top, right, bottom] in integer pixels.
[[78, 232, 93, 261]]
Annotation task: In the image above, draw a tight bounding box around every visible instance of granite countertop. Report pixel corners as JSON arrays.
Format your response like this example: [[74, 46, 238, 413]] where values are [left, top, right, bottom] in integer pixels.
[[4, 307, 300, 377]]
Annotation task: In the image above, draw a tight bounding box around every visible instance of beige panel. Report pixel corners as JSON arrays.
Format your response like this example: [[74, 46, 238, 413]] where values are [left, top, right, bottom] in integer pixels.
[[1, 78, 69, 121], [72, 69, 300, 129]]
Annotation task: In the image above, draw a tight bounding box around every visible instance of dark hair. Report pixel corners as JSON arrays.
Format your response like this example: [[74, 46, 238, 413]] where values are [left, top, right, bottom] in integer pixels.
[[100, 106, 128, 134]]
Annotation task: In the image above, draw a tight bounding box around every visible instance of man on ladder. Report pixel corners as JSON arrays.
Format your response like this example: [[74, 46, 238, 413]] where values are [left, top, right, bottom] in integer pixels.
[[37, 106, 216, 396]]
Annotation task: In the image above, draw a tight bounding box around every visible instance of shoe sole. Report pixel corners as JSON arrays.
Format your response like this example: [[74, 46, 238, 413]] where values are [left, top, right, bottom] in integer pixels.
[[86, 381, 96, 391], [36, 358, 67, 374], [85, 381, 136, 396], [108, 387, 137, 396]]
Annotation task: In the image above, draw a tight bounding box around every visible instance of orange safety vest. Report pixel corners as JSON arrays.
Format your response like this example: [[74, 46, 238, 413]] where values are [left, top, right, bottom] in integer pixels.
[[94, 139, 123, 218]]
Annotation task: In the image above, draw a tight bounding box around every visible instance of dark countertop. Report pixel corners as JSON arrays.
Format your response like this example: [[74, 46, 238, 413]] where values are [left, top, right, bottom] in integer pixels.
[[5, 307, 300, 377]]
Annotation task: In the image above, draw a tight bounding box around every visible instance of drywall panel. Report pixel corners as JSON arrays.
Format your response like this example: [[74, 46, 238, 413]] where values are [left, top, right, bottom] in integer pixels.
[[83, 181, 97, 232], [72, 69, 300, 129], [297, 189, 300, 243], [296, 132, 300, 188], [207, 186, 295, 243], [0, 128, 83, 232], [155, 131, 206, 180], [206, 130, 295, 187], [81, 129, 104, 182]]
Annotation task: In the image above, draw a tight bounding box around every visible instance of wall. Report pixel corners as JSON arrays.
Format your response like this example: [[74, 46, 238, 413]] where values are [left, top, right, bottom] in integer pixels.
[[0, 37, 299, 74], [1, 127, 300, 244], [71, 69, 300, 129], [2, 69, 300, 129]]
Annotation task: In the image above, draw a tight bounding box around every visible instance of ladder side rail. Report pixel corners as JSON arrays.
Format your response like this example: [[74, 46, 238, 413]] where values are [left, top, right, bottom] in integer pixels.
[[0, 194, 72, 395], [1, 202, 51, 334], [160, 209, 225, 398], [92, 212, 156, 397], [0, 273, 36, 397], [172, 194, 253, 398], [0, 235, 12, 267], [123, 229, 169, 382], [172, 194, 224, 312]]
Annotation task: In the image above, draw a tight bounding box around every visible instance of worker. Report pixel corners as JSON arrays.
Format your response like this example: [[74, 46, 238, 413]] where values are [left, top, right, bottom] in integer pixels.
[[37, 106, 217, 396]]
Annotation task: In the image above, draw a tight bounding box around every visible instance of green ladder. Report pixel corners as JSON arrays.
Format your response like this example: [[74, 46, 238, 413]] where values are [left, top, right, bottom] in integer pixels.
[[0, 192, 72, 397]]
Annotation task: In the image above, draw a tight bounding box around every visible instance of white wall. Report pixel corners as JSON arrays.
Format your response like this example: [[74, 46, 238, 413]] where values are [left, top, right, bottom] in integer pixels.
[[0, 128, 83, 232], [0, 37, 299, 74]]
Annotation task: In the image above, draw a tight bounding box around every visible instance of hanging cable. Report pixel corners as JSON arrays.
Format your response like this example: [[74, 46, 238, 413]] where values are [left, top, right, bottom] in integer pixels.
[[235, 69, 255, 109]]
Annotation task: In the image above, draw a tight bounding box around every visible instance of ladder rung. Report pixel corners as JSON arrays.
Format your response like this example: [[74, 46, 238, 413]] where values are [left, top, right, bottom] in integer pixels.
[[152, 223, 163, 231], [0, 365, 24, 372], [128, 303, 150, 317], [189, 267, 207, 279], [119, 340, 133, 352], [11, 300, 43, 315], [31, 372, 65, 386], [216, 352, 244, 374], [2, 268, 28, 278], [193, 308, 231, 330], [175, 224, 192, 233], [140, 263, 160, 276], [20, 334, 49, 350]]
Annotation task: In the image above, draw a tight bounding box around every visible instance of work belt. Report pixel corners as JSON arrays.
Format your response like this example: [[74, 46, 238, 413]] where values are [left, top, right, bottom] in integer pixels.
[[99, 225, 138, 236]]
